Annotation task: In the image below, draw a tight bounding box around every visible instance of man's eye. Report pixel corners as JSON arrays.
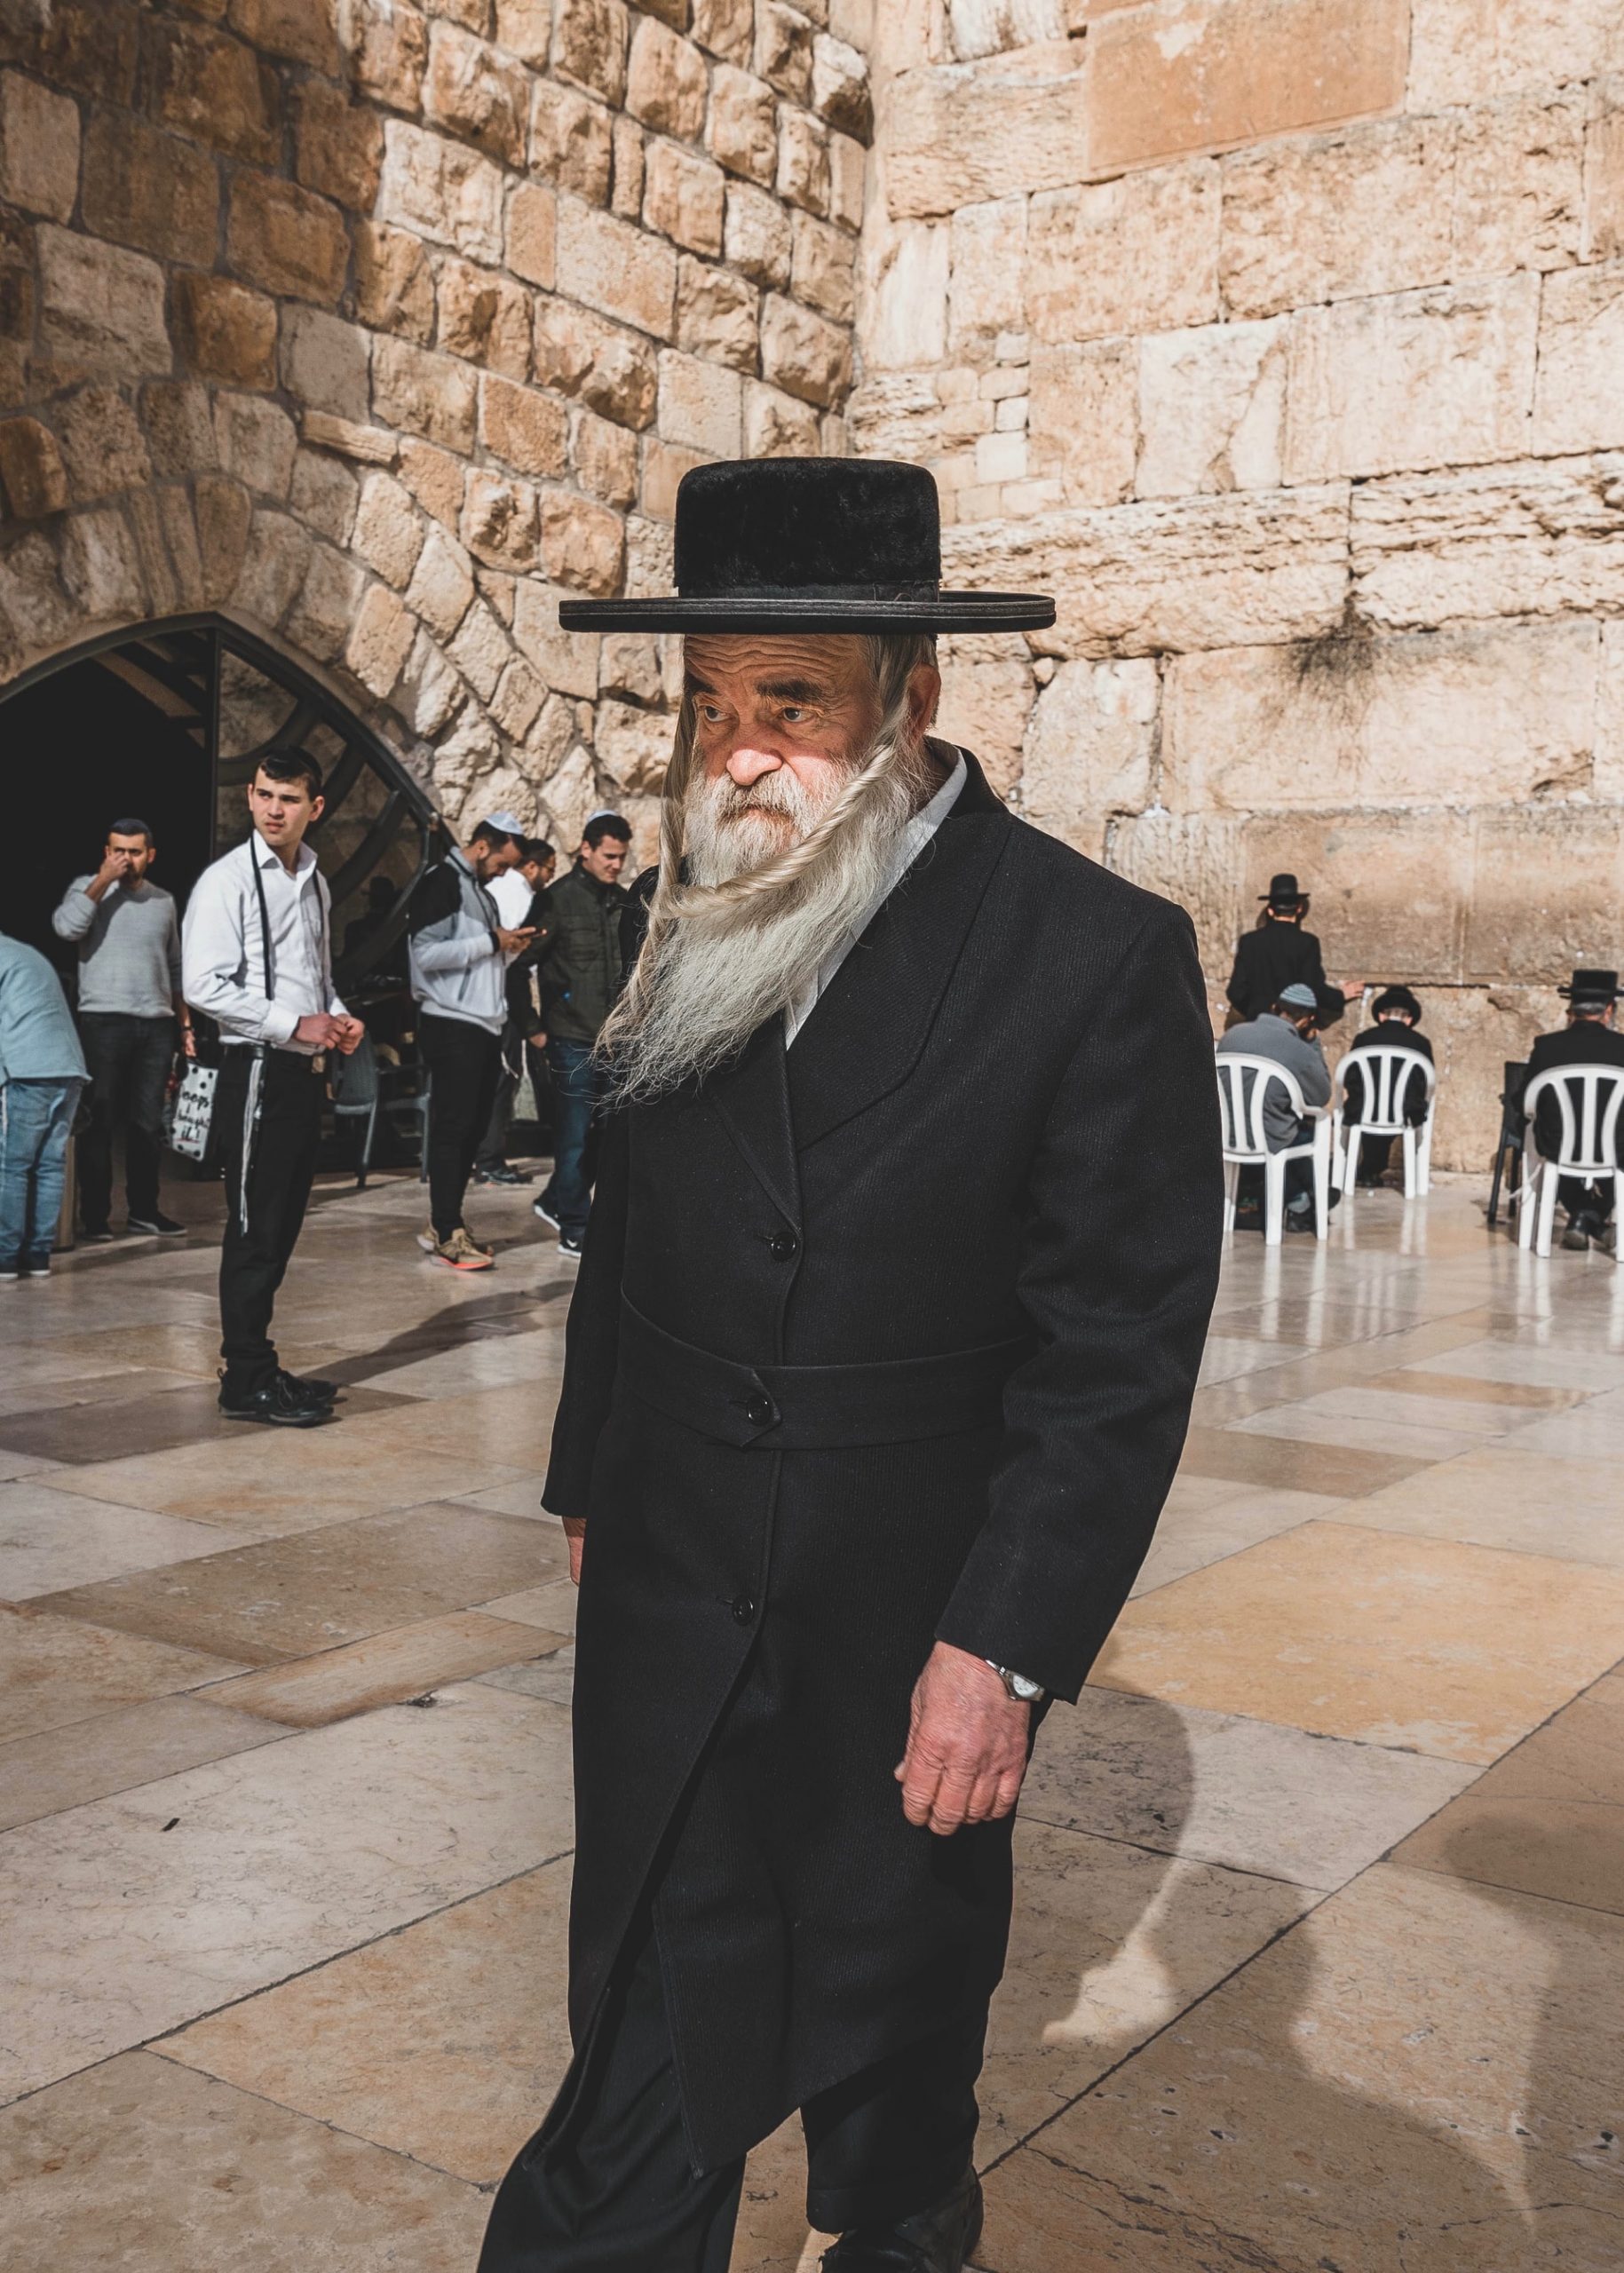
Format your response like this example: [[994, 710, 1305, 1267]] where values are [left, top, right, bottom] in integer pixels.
[[780, 707, 806, 724]]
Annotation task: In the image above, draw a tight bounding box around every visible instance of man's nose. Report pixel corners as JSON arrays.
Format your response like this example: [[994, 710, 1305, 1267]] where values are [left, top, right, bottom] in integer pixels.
[[725, 744, 782, 786]]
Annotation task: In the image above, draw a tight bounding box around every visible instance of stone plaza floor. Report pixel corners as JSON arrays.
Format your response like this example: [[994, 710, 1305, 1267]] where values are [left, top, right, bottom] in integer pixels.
[[0, 1169, 1620, 2271]]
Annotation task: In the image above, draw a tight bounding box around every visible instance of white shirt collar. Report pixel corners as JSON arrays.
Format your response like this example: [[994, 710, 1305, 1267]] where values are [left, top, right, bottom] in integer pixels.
[[250, 833, 318, 883]]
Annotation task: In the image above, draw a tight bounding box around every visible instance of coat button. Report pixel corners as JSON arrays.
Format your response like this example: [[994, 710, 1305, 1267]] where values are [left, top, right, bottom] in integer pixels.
[[745, 1393, 775, 1429], [731, 1595, 757, 1626], [768, 1231, 798, 1261]]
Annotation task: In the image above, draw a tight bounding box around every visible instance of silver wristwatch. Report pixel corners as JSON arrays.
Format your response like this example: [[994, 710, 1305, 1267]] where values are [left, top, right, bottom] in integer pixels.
[[986, 1660, 1045, 1704]]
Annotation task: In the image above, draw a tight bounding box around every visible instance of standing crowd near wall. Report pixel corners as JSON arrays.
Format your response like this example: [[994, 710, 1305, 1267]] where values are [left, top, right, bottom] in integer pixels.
[[3, 0, 1623, 1176]]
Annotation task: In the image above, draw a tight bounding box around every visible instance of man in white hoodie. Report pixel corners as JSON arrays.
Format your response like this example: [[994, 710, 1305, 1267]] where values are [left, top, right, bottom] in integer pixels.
[[406, 813, 529, 1270]]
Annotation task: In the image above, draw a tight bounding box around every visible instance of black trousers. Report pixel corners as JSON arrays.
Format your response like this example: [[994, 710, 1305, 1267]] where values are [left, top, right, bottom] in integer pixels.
[[216, 1049, 323, 1394], [419, 1013, 502, 1239], [479, 1917, 985, 2272], [78, 1011, 174, 1229]]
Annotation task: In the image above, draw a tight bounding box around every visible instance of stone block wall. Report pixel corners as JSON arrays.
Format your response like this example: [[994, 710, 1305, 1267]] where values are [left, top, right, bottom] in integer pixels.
[[0, 0, 872, 858], [859, 0, 1624, 1167]]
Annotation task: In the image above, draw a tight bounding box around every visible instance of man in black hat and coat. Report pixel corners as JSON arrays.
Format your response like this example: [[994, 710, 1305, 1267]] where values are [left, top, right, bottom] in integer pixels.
[[1226, 873, 1354, 1028], [1342, 984, 1434, 1186], [1526, 969, 1624, 1251], [479, 459, 1223, 2273]]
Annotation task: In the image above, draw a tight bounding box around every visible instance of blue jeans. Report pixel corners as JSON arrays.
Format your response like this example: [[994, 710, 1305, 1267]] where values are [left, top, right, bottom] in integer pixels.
[[538, 1039, 604, 1239], [0, 1078, 84, 1268]]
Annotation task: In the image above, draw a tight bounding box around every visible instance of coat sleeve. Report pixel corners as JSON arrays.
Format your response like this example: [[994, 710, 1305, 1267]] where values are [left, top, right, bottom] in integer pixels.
[[1224, 932, 1248, 1016], [541, 1105, 630, 1519], [934, 903, 1224, 1703]]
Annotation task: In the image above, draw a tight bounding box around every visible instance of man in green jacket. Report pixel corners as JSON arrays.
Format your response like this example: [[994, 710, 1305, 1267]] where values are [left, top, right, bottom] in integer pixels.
[[531, 813, 632, 1255]]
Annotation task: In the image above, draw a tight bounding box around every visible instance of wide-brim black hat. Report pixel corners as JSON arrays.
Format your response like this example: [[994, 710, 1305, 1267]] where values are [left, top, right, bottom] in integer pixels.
[[1259, 872, 1307, 907], [555, 458, 1055, 634], [1372, 984, 1422, 1021], [1560, 967, 1619, 1004]]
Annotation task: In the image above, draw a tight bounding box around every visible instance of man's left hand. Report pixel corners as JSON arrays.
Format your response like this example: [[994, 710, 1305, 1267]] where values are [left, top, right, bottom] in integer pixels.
[[334, 1015, 366, 1056], [896, 1642, 1031, 1838]]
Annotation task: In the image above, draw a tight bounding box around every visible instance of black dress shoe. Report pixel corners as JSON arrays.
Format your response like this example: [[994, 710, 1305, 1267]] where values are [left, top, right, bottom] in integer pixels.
[[219, 1374, 335, 1427], [277, 1367, 339, 1406], [821, 2169, 983, 2273]]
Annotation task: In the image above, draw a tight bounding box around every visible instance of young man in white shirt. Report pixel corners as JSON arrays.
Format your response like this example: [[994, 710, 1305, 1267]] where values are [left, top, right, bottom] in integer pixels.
[[182, 752, 363, 1426]]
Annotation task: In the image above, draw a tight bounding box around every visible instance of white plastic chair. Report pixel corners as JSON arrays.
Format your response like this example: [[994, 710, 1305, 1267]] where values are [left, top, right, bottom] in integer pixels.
[[1517, 1065, 1624, 1260], [1216, 1053, 1333, 1246], [1332, 1045, 1437, 1199]]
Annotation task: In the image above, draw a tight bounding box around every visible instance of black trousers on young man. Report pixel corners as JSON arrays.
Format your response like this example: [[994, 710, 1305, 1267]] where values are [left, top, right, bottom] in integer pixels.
[[418, 1011, 501, 1240], [216, 1047, 324, 1396], [479, 1913, 985, 2272], [78, 1011, 176, 1232]]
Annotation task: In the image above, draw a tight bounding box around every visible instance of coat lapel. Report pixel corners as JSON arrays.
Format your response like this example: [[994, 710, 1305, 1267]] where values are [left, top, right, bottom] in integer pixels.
[[705, 1015, 802, 1231], [786, 756, 1012, 1151]]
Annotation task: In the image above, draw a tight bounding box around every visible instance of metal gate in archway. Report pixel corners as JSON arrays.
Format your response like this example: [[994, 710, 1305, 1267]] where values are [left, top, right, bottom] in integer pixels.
[[0, 614, 445, 1001]]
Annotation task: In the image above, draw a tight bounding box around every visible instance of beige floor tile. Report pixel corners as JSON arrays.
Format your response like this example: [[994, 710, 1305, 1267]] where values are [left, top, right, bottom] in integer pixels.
[[159, 1857, 574, 2183], [0, 1480, 268, 1602], [448, 1473, 556, 1522], [477, 1577, 578, 1632], [1504, 1384, 1624, 1461], [202, 1613, 564, 1726], [1229, 1398, 1494, 1462], [341, 1382, 557, 1472], [1178, 1423, 1431, 1497], [1374, 1366, 1587, 1410], [0, 1448, 58, 1483], [372, 1327, 566, 1398], [1343, 1444, 1624, 1568], [0, 1683, 574, 2102], [1429, 1337, 1624, 1393], [36, 1430, 527, 1531], [0, 2052, 488, 2272], [977, 1862, 1624, 2273], [1091, 1521, 1624, 1764], [1131, 1485, 1340, 1597], [42, 1323, 234, 1378], [0, 1379, 415, 1466], [1025, 1683, 1474, 1890], [1392, 1672, 1624, 1916], [479, 1643, 576, 1706], [34, 1505, 568, 1666], [1196, 1336, 1311, 1385], [0, 1692, 287, 1831], [0, 1603, 245, 1745]]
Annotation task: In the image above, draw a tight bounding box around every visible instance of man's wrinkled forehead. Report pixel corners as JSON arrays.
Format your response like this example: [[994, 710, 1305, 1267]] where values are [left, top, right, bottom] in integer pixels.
[[683, 631, 873, 704]]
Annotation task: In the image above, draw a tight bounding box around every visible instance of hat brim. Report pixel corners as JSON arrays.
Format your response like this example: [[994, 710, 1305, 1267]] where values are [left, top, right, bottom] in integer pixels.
[[556, 590, 1056, 634]]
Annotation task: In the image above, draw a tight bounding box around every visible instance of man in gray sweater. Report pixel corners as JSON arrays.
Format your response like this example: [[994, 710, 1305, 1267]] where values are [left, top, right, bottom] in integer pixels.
[[1217, 980, 1335, 1231], [52, 818, 193, 1241]]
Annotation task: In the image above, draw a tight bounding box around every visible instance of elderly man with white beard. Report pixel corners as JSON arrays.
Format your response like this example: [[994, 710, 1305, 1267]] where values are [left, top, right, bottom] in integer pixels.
[[479, 459, 1224, 2273]]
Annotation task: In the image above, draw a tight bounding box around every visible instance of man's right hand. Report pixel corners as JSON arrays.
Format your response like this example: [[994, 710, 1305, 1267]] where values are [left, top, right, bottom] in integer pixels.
[[495, 925, 536, 956], [89, 851, 131, 897], [293, 1012, 345, 1049], [563, 1516, 585, 1586]]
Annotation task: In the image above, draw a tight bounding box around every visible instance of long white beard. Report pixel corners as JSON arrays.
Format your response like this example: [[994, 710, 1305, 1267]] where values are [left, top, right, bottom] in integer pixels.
[[606, 745, 926, 1098]]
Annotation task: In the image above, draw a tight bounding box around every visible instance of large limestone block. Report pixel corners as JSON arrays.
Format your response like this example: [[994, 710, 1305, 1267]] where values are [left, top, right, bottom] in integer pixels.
[[1026, 163, 1219, 345], [725, 181, 794, 287], [295, 80, 385, 212], [844, 372, 945, 463], [1085, 0, 1409, 177], [534, 297, 659, 426], [1236, 808, 1478, 988], [54, 384, 150, 500], [1163, 619, 1600, 816], [946, 485, 1350, 658], [862, 219, 948, 368], [552, 0, 630, 106], [1451, 92, 1584, 281], [627, 15, 709, 139], [1465, 805, 1624, 986], [760, 292, 852, 407], [279, 307, 369, 424], [1136, 318, 1285, 500], [226, 174, 349, 305], [529, 80, 614, 202], [676, 255, 759, 369], [1388, 982, 1548, 1174], [947, 196, 1026, 353], [657, 346, 744, 453], [1531, 263, 1624, 455], [173, 273, 277, 390], [947, 1, 1071, 61], [1351, 455, 1624, 629], [643, 140, 727, 257], [1585, 84, 1624, 263], [1408, 0, 1624, 108], [0, 417, 68, 519], [1026, 340, 1137, 507], [354, 222, 436, 343], [1598, 620, 1624, 801], [148, 18, 281, 165], [708, 65, 779, 185], [1018, 657, 1158, 855], [378, 120, 504, 262], [349, 0, 429, 115], [885, 43, 1089, 221], [791, 211, 855, 322], [934, 633, 1037, 796], [423, 25, 527, 167], [1282, 276, 1540, 483], [556, 197, 677, 337], [373, 337, 479, 452], [1106, 807, 1245, 979], [59, 503, 147, 623], [1218, 117, 1455, 322], [0, 69, 80, 223], [36, 226, 170, 377]]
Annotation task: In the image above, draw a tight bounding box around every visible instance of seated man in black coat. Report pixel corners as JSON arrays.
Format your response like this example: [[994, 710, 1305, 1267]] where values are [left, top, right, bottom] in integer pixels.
[[1527, 968, 1624, 1252], [478, 460, 1224, 2273], [1342, 984, 1434, 1185]]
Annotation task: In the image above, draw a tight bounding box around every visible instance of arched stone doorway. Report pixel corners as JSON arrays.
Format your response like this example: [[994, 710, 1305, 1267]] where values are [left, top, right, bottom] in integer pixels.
[[1, 615, 443, 1003]]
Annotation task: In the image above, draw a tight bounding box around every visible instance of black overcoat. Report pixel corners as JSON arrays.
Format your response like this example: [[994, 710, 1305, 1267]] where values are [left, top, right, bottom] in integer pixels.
[[543, 752, 1224, 2171]]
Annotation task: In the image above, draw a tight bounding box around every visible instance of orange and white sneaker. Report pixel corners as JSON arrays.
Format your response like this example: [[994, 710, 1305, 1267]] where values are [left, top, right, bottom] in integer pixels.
[[426, 1226, 495, 1271]]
